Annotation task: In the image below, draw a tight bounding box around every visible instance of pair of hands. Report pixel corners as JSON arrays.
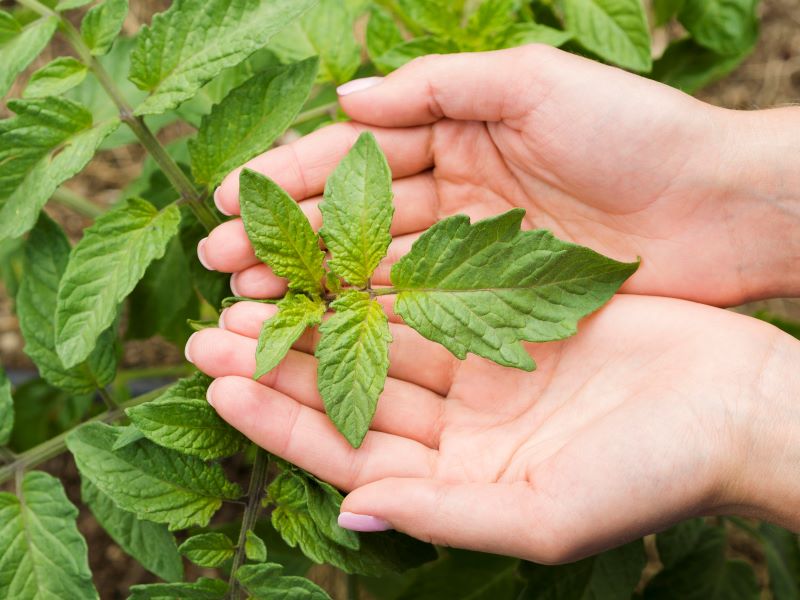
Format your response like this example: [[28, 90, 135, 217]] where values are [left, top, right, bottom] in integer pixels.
[[186, 45, 800, 562]]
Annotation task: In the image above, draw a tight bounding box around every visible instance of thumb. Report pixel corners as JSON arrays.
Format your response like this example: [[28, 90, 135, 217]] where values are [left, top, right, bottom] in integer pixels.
[[336, 45, 558, 127], [338, 477, 568, 563]]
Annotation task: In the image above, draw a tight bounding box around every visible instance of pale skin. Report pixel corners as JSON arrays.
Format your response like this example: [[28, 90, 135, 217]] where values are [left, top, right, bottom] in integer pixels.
[[186, 45, 800, 562]]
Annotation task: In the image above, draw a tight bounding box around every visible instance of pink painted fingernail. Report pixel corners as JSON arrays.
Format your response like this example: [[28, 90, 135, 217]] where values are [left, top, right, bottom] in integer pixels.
[[206, 379, 218, 408], [213, 187, 233, 216], [338, 512, 392, 532], [218, 308, 228, 329], [197, 238, 213, 270], [184, 333, 197, 364], [337, 77, 383, 96]]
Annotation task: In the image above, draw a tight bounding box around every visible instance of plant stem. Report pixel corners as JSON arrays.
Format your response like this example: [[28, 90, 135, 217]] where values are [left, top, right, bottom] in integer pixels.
[[0, 384, 170, 486], [293, 101, 340, 126], [97, 387, 118, 410], [114, 365, 192, 386], [369, 287, 399, 297], [50, 187, 104, 218], [0, 447, 16, 464], [347, 574, 360, 600], [227, 449, 270, 600], [17, 0, 220, 233]]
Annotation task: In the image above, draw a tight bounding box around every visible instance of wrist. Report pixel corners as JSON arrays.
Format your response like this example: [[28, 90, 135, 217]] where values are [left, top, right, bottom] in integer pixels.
[[717, 325, 800, 529], [712, 106, 800, 301]]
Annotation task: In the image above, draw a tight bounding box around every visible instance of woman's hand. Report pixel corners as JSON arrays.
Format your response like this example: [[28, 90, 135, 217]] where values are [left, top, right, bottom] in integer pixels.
[[203, 44, 800, 307], [185, 295, 800, 562]]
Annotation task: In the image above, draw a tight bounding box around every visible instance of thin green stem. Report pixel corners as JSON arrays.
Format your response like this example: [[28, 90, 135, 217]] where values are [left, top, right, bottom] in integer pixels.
[[293, 101, 340, 126], [0, 447, 16, 464], [368, 287, 399, 297], [0, 384, 170, 486], [97, 387, 118, 410], [227, 449, 270, 600], [114, 365, 192, 386], [50, 187, 104, 218]]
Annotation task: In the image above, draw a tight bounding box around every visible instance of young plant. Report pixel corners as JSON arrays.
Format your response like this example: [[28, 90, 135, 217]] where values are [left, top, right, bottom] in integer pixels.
[[239, 132, 638, 447]]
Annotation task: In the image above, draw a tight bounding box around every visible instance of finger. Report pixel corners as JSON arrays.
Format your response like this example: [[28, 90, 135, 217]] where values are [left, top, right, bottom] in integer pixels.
[[215, 122, 433, 215], [188, 328, 446, 445], [208, 376, 436, 490], [219, 301, 457, 395], [337, 45, 555, 127], [201, 173, 440, 274]]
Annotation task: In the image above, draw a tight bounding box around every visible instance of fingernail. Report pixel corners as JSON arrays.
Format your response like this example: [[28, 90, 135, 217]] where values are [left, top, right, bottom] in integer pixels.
[[338, 512, 392, 532], [337, 77, 383, 96], [184, 333, 197, 364], [230, 273, 242, 296], [213, 187, 233, 216], [206, 379, 218, 408], [218, 308, 228, 329], [197, 238, 213, 270]]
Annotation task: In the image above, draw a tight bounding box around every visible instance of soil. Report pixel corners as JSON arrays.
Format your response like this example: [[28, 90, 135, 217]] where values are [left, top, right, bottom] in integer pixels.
[[1, 1, 799, 597]]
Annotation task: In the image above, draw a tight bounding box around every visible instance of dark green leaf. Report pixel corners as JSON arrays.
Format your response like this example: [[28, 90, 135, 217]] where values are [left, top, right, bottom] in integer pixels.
[[0, 16, 58, 98], [81, 478, 183, 582], [179, 533, 235, 567], [759, 523, 800, 600], [81, 0, 128, 56], [0, 367, 12, 446], [127, 578, 227, 600], [650, 38, 751, 93], [655, 518, 706, 569], [23, 57, 88, 98], [678, 0, 759, 56], [236, 563, 332, 599]]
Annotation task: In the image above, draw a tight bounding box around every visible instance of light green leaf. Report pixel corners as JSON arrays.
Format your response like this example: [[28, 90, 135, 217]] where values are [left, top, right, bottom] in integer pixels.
[[0, 11, 22, 43], [23, 57, 89, 98], [366, 7, 404, 72], [501, 23, 573, 49], [391, 209, 638, 371], [81, 478, 183, 583], [375, 36, 459, 71], [678, 0, 758, 56], [81, 0, 128, 56], [239, 169, 325, 294], [0, 367, 12, 446], [126, 373, 247, 460], [654, 0, 686, 25], [236, 563, 332, 600], [254, 293, 325, 379], [55, 198, 181, 368], [268, 470, 437, 576], [17, 214, 117, 394], [317, 291, 391, 448], [397, 0, 462, 36], [0, 471, 97, 599], [128, 578, 228, 600], [270, 0, 361, 84], [0, 98, 119, 241], [245, 530, 268, 563], [650, 38, 751, 93], [57, 0, 94, 9], [179, 533, 235, 567], [0, 16, 58, 98], [129, 0, 318, 116], [759, 523, 800, 600], [320, 132, 394, 287], [519, 539, 645, 599], [644, 524, 758, 599], [189, 57, 318, 189], [464, 0, 518, 44], [562, 0, 652, 72], [66, 422, 241, 531]]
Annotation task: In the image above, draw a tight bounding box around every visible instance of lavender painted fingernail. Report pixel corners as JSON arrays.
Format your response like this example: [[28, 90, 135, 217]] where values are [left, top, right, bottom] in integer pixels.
[[338, 512, 392, 532], [337, 77, 383, 96]]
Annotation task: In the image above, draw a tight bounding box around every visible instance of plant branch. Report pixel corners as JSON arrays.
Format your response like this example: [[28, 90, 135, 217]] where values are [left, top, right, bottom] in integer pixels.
[[227, 449, 270, 600], [97, 387, 118, 410], [113, 365, 192, 386], [368, 287, 399, 297], [293, 101, 340, 126], [0, 384, 170, 486], [50, 187, 104, 218]]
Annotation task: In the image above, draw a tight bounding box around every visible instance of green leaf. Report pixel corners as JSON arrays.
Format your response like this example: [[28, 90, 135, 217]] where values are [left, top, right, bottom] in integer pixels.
[[239, 169, 325, 294], [320, 132, 394, 287], [303, 474, 359, 551], [0, 367, 12, 446], [650, 38, 751, 93], [111, 424, 146, 450], [0, 471, 97, 599], [395, 550, 521, 600], [81, 0, 128, 56], [562, 0, 652, 72], [760, 523, 800, 600], [66, 422, 241, 531], [23, 57, 89, 98], [245, 530, 268, 563], [55, 198, 181, 368], [81, 478, 183, 583], [397, 0, 462, 36], [189, 57, 318, 189], [126, 373, 247, 460], [17, 214, 117, 394], [57, 0, 95, 9], [519, 539, 646, 599], [180, 212, 231, 308], [129, 0, 318, 116], [501, 23, 573, 49], [678, 0, 759, 56], [317, 291, 391, 448], [366, 7, 404, 72], [0, 11, 22, 43], [236, 563, 332, 599], [179, 533, 235, 568], [128, 578, 228, 600], [391, 209, 638, 371], [0, 16, 58, 98], [0, 98, 119, 241], [374, 36, 459, 71], [655, 518, 706, 569], [464, 0, 519, 46], [654, 0, 686, 25], [270, 0, 361, 84], [268, 469, 436, 575], [254, 293, 326, 379], [644, 524, 759, 599]]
